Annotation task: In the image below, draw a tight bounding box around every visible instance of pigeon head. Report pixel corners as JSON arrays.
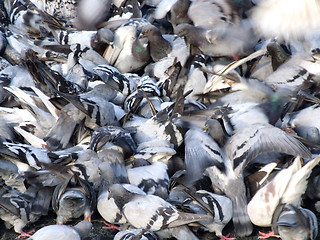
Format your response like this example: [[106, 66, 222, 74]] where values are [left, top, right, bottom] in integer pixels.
[[96, 27, 114, 45], [107, 184, 135, 209], [140, 24, 159, 39], [73, 220, 93, 239], [174, 24, 193, 39]]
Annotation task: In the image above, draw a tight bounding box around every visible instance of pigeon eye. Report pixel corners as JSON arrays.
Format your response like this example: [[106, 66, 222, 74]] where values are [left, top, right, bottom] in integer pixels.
[[107, 189, 111, 199], [145, 30, 149, 34]]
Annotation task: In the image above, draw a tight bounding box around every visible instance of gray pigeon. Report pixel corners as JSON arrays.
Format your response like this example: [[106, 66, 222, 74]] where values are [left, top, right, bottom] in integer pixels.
[[187, 0, 240, 29], [273, 204, 318, 240], [114, 228, 158, 240], [76, 0, 112, 30], [140, 24, 172, 62], [140, 24, 189, 66], [176, 188, 233, 238], [107, 183, 210, 233], [174, 22, 256, 58], [0, 185, 43, 233], [153, 0, 191, 27], [89, 125, 137, 154], [103, 18, 151, 73], [97, 162, 143, 226], [52, 173, 96, 224], [27, 220, 92, 240], [282, 104, 320, 145]]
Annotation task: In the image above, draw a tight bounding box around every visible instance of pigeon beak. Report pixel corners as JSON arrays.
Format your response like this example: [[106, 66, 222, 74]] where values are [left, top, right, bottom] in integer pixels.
[[312, 48, 320, 60], [84, 216, 92, 222], [138, 32, 145, 39], [173, 34, 180, 41], [107, 189, 111, 200]]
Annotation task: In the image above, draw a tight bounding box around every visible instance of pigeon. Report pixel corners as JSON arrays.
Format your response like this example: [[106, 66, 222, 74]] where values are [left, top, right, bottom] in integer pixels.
[[56, 149, 101, 190], [27, 221, 92, 240], [0, 106, 43, 143], [183, 54, 210, 100], [4, 0, 45, 35], [0, 184, 42, 233], [41, 0, 78, 26], [174, 22, 256, 58], [43, 103, 86, 151], [266, 41, 291, 71], [110, 0, 142, 21], [244, 160, 280, 197], [114, 228, 158, 240], [272, 204, 318, 240], [53, 27, 114, 50], [247, 156, 320, 228], [167, 0, 191, 27], [97, 162, 144, 226], [250, 0, 320, 42], [76, 0, 112, 30], [263, 54, 318, 91], [0, 139, 51, 172], [23, 49, 84, 98], [183, 127, 225, 185], [305, 164, 320, 213], [187, 0, 240, 29], [140, 24, 189, 66], [153, 0, 191, 27], [155, 225, 199, 239], [89, 125, 137, 154], [140, 24, 172, 62], [93, 64, 137, 103], [52, 173, 96, 224], [124, 75, 163, 118], [202, 82, 295, 130], [177, 188, 233, 238], [4, 86, 58, 139], [0, 156, 26, 192], [107, 183, 210, 233], [207, 77, 275, 108], [282, 104, 320, 144], [66, 43, 111, 75], [103, 18, 151, 73], [97, 147, 129, 184]]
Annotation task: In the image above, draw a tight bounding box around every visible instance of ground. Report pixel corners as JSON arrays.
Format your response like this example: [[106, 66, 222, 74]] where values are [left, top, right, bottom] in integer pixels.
[[0, 210, 289, 240]]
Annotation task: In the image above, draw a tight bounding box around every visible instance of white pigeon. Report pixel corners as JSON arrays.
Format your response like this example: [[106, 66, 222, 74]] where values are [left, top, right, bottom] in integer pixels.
[[248, 156, 320, 227]]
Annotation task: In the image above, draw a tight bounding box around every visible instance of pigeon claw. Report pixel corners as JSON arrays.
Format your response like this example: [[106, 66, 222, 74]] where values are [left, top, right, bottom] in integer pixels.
[[258, 231, 281, 239], [219, 233, 236, 240], [16, 230, 35, 239], [102, 221, 120, 231]]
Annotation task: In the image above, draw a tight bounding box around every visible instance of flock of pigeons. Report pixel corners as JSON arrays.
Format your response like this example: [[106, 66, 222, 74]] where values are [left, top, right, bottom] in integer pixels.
[[1, 0, 320, 239]]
